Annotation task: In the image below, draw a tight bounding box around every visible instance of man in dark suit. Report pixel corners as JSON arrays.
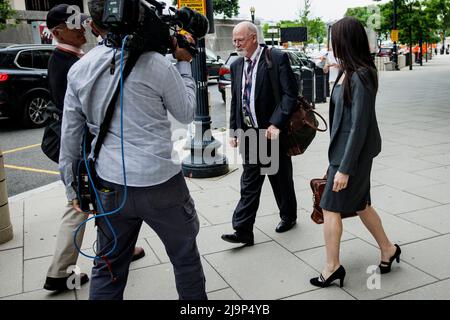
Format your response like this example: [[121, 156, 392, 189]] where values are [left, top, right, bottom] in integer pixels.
[[221, 22, 299, 246]]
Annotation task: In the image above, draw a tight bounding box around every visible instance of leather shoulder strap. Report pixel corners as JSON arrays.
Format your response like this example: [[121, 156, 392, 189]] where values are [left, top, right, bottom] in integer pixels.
[[264, 48, 282, 104]]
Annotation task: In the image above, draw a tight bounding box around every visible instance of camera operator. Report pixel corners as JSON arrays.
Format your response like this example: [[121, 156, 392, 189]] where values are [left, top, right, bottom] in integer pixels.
[[58, 0, 207, 300]]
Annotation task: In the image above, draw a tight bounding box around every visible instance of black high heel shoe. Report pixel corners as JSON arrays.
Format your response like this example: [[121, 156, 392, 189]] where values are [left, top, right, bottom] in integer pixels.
[[379, 244, 401, 274], [310, 265, 346, 288]]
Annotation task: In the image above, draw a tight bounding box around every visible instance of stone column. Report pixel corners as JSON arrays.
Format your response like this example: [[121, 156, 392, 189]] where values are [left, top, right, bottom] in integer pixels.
[[0, 149, 13, 244]]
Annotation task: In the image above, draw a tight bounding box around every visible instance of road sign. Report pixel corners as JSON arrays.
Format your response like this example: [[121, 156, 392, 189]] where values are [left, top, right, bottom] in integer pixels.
[[178, 0, 206, 15], [391, 29, 399, 42], [268, 28, 278, 33]]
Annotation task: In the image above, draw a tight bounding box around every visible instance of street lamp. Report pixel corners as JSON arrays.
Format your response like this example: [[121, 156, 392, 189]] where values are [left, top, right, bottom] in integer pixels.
[[374, 0, 399, 69], [392, 0, 399, 70], [405, 0, 414, 70], [250, 7, 255, 24], [268, 23, 278, 47]]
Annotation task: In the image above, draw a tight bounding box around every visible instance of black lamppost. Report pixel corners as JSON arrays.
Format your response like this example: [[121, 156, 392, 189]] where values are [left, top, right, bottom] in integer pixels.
[[182, 0, 229, 178], [327, 26, 330, 49], [250, 7, 255, 24], [405, 0, 413, 70], [393, 0, 399, 70]]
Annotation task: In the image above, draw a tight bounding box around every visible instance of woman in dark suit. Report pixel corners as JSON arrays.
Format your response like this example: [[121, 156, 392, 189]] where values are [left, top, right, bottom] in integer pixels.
[[310, 17, 401, 288]]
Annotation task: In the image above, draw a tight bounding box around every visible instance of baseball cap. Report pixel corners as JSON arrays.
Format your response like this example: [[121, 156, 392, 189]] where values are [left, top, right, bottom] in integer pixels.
[[46, 4, 89, 30]]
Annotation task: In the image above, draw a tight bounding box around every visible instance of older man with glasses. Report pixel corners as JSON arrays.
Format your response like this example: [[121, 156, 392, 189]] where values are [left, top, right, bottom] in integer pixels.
[[222, 21, 299, 246]]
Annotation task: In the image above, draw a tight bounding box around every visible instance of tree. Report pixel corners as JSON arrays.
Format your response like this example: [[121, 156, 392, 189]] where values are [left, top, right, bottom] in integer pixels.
[[308, 17, 327, 45], [0, 0, 15, 31], [345, 0, 443, 46], [173, 0, 239, 18], [425, 0, 450, 47], [212, 0, 239, 18], [262, 1, 326, 45], [298, 0, 312, 26], [345, 6, 372, 26]]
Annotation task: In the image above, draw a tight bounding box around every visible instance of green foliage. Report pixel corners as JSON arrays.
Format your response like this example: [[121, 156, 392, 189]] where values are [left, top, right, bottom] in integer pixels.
[[0, 0, 16, 31], [262, 0, 326, 44], [298, 0, 312, 26], [262, 18, 326, 44], [173, 0, 239, 18], [345, 0, 447, 45], [345, 6, 372, 26], [212, 0, 239, 18], [308, 17, 327, 43]]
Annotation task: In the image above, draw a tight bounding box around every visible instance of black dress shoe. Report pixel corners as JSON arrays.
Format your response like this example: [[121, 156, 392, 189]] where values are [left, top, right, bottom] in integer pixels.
[[221, 233, 254, 246], [131, 246, 146, 262], [44, 273, 89, 292], [275, 219, 296, 233], [310, 265, 346, 288], [379, 244, 401, 274]]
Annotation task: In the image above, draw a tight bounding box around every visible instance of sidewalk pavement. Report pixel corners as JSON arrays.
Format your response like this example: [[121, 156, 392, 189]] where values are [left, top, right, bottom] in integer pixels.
[[1, 54, 450, 301]]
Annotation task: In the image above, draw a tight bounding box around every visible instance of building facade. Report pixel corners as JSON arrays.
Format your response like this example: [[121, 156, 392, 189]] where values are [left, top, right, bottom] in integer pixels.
[[8, 0, 89, 16]]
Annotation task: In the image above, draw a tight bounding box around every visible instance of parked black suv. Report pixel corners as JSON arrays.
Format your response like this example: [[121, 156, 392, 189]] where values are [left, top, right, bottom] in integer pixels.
[[165, 48, 223, 81], [0, 44, 55, 127], [217, 49, 315, 102]]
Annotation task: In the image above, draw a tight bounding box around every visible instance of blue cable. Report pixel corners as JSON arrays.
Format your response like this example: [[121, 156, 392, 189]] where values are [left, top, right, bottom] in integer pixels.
[[73, 35, 130, 261]]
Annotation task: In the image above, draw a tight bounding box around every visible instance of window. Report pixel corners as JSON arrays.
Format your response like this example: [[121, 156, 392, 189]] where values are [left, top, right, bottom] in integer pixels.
[[33, 50, 53, 69], [205, 49, 217, 61], [26, 0, 84, 12], [16, 51, 33, 69], [26, 0, 51, 11]]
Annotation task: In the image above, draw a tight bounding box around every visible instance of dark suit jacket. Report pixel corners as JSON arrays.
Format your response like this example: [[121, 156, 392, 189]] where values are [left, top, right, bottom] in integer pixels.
[[229, 45, 298, 134], [328, 68, 382, 175]]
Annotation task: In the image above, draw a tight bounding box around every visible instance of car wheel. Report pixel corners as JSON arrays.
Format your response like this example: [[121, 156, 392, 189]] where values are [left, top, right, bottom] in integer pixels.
[[22, 92, 50, 128]]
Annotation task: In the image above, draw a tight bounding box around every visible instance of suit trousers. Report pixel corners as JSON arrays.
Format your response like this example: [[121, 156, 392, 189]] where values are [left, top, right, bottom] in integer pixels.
[[89, 172, 207, 300], [233, 133, 297, 235], [47, 205, 87, 278]]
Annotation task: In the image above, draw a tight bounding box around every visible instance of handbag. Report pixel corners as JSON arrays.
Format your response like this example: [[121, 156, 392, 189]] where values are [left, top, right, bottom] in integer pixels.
[[310, 176, 358, 224], [265, 48, 328, 156], [285, 95, 328, 156]]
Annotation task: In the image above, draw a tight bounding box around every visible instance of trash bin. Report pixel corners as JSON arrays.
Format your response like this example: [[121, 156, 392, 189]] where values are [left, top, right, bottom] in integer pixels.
[[314, 67, 327, 104], [325, 72, 330, 97], [300, 66, 315, 108], [384, 61, 395, 71], [405, 52, 413, 66]]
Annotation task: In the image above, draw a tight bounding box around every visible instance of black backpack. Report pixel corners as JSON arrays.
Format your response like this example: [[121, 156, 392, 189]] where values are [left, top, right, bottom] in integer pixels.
[[41, 102, 63, 163]]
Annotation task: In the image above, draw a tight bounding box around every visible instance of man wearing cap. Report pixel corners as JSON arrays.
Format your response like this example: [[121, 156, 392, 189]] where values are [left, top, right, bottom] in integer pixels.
[[43, 4, 145, 292]]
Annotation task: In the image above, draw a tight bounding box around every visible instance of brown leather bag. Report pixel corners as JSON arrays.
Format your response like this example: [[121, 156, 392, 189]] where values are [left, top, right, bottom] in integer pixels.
[[285, 96, 328, 156], [264, 48, 327, 156], [310, 177, 358, 224]]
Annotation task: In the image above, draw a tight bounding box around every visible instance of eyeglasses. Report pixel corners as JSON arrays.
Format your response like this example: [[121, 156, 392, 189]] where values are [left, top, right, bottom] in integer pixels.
[[232, 34, 256, 45]]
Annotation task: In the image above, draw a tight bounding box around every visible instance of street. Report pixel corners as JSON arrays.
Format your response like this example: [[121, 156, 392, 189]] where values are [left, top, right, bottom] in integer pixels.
[[0, 83, 226, 196]]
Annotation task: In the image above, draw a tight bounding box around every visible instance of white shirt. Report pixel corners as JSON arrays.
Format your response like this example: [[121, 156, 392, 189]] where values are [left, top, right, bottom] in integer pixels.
[[326, 51, 340, 83], [241, 47, 263, 128]]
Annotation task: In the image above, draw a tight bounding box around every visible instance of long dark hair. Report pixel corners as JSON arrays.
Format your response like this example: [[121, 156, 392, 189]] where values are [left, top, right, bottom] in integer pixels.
[[331, 17, 378, 105]]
